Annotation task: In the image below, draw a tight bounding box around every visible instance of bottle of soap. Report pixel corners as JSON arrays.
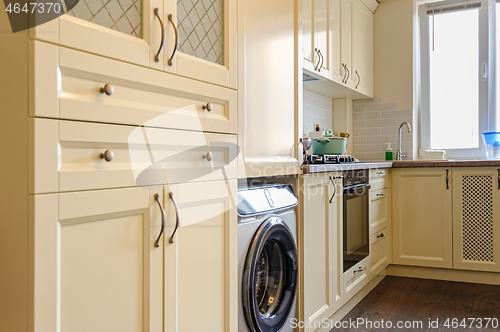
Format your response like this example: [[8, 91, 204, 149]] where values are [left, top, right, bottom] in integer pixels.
[[385, 143, 393, 161]]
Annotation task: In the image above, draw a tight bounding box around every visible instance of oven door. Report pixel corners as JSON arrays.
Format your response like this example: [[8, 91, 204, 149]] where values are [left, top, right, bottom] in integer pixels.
[[343, 183, 370, 272]]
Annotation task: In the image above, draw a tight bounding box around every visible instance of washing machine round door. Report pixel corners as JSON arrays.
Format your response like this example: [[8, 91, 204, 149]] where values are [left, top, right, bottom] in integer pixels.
[[242, 217, 298, 332]]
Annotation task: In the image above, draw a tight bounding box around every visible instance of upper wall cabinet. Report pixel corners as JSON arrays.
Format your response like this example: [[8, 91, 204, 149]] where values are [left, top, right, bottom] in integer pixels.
[[32, 0, 236, 88], [302, 0, 377, 99]]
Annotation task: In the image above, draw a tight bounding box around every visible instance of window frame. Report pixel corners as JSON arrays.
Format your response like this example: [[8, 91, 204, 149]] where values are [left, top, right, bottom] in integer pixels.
[[418, 0, 497, 159]]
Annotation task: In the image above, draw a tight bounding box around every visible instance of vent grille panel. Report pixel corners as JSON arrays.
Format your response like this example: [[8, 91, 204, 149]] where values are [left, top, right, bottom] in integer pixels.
[[462, 175, 494, 262]]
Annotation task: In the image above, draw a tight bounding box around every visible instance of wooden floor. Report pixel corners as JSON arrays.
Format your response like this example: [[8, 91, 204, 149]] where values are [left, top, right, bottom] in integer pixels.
[[331, 276, 500, 332]]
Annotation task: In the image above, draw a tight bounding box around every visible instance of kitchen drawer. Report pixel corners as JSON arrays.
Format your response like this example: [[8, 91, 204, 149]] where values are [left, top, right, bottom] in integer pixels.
[[31, 42, 236, 134], [370, 168, 390, 190], [343, 257, 370, 303], [369, 227, 392, 278], [369, 188, 390, 235], [31, 119, 237, 194]]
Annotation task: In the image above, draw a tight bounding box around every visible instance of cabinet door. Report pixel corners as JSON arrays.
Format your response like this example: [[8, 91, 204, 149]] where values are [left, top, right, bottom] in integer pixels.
[[303, 0, 317, 72], [164, 180, 237, 332], [58, 0, 162, 68], [314, 0, 331, 78], [302, 173, 342, 331], [32, 187, 164, 332], [170, 0, 237, 88], [452, 167, 500, 272], [352, 0, 374, 97], [369, 188, 390, 236], [392, 168, 453, 268], [340, 0, 354, 88]]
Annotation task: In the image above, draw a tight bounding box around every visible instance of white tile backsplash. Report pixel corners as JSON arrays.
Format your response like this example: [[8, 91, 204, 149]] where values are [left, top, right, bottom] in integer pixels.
[[303, 90, 333, 135], [352, 96, 413, 161]]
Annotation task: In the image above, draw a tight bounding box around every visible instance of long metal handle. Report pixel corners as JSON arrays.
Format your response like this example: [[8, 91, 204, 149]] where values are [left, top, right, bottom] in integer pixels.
[[498, 169, 500, 189], [376, 192, 384, 197], [154, 194, 165, 248], [169, 191, 180, 244], [346, 66, 350, 82], [342, 63, 347, 83], [329, 175, 344, 204], [167, 14, 179, 66], [154, 8, 165, 63], [317, 49, 324, 73], [313, 48, 321, 71], [446, 169, 449, 189], [355, 71, 360, 89]]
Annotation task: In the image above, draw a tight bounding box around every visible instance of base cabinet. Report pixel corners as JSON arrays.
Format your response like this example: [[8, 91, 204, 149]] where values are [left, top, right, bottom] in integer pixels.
[[369, 227, 392, 277], [302, 173, 343, 332], [343, 257, 370, 304], [392, 168, 453, 269], [164, 180, 237, 332], [32, 187, 164, 332], [452, 167, 500, 273]]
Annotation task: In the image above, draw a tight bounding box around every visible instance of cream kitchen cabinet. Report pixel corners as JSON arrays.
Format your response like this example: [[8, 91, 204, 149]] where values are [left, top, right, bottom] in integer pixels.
[[164, 179, 237, 332], [303, 0, 341, 80], [31, 41, 236, 133], [369, 168, 391, 235], [343, 256, 370, 304], [369, 227, 392, 277], [392, 168, 453, 269], [301, 173, 343, 331], [351, 0, 375, 96], [32, 0, 236, 88], [31, 187, 164, 332], [452, 167, 500, 273]]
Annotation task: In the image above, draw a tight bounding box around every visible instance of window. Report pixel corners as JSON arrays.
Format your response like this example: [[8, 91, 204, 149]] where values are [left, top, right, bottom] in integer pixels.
[[419, 0, 497, 159]]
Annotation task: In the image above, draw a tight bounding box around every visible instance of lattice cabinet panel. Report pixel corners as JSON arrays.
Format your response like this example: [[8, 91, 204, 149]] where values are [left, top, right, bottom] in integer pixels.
[[452, 168, 500, 272]]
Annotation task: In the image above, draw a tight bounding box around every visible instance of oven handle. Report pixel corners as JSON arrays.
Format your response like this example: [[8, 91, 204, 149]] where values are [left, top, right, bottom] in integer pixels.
[[343, 183, 371, 195]]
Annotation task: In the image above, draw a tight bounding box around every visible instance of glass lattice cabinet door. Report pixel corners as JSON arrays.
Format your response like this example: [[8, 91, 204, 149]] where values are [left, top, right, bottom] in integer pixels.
[[53, 0, 164, 69], [162, 0, 236, 88]]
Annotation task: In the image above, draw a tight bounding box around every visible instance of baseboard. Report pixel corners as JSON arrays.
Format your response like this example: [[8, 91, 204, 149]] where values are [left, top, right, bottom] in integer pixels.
[[309, 271, 387, 332], [387, 265, 500, 286]]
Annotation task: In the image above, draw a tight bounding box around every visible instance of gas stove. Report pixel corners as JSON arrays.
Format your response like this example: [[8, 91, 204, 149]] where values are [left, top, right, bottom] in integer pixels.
[[304, 154, 363, 164]]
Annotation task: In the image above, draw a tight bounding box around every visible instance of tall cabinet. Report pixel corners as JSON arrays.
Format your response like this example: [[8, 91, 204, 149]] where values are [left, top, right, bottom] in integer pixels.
[[0, 2, 238, 330], [301, 173, 343, 331]]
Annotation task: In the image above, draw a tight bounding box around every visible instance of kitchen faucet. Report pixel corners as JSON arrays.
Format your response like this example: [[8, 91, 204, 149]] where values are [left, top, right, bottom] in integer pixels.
[[397, 122, 412, 161]]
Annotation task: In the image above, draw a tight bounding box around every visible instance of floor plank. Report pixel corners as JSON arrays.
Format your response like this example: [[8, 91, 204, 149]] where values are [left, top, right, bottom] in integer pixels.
[[329, 277, 500, 332]]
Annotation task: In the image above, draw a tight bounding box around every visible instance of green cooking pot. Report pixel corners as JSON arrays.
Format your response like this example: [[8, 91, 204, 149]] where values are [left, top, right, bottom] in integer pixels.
[[311, 132, 347, 155]]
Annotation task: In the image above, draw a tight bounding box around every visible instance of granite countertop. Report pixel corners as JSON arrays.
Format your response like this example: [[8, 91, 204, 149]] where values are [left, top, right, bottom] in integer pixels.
[[302, 160, 500, 174], [392, 160, 500, 168]]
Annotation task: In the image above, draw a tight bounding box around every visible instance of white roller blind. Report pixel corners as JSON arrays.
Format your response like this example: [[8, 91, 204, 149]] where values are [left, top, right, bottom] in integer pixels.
[[425, 0, 481, 15]]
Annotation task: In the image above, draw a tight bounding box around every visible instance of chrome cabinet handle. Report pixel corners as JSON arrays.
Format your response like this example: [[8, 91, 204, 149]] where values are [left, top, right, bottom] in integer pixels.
[[376, 171, 385, 175], [100, 84, 114, 96], [169, 191, 180, 244], [342, 63, 347, 83], [377, 233, 385, 238], [376, 192, 384, 197], [100, 150, 114, 162], [203, 103, 213, 112], [353, 267, 364, 274], [329, 175, 343, 204], [154, 193, 166, 248], [355, 71, 360, 89], [203, 152, 213, 161], [346, 66, 350, 82], [167, 14, 179, 66], [153, 8, 165, 62], [317, 49, 324, 72], [446, 169, 449, 189]]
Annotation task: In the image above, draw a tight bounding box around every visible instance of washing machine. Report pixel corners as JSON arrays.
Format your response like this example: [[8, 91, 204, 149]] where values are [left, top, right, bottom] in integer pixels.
[[238, 184, 298, 332]]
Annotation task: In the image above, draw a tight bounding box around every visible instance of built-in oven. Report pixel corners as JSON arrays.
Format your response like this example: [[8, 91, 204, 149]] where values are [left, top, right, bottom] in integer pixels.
[[343, 169, 370, 272]]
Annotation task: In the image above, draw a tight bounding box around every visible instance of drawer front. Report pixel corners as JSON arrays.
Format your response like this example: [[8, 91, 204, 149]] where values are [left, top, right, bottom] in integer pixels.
[[370, 168, 390, 190], [32, 43, 236, 134], [32, 119, 237, 193], [343, 258, 370, 303], [369, 188, 390, 235], [369, 227, 392, 278]]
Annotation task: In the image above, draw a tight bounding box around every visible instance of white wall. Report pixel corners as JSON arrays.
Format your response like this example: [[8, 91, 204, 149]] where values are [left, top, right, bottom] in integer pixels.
[[303, 90, 334, 135]]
